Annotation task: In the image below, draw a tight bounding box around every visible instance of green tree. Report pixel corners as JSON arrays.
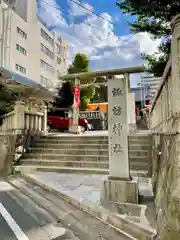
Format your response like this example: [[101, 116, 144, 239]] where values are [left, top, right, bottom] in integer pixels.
[[54, 81, 74, 109], [116, 0, 179, 77], [68, 53, 95, 111], [92, 77, 107, 103], [0, 81, 19, 123], [68, 53, 90, 74]]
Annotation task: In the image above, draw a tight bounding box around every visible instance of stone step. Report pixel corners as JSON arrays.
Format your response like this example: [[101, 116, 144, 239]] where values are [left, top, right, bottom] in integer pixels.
[[44, 134, 151, 140], [14, 165, 109, 174], [23, 153, 109, 161], [28, 148, 150, 157], [128, 138, 152, 144], [37, 138, 109, 145], [32, 143, 109, 149], [129, 150, 150, 157], [22, 153, 150, 163], [14, 165, 149, 177], [129, 144, 152, 151], [32, 142, 151, 151], [37, 135, 151, 145], [43, 135, 108, 140], [20, 159, 149, 171], [21, 160, 109, 169], [29, 148, 109, 155]]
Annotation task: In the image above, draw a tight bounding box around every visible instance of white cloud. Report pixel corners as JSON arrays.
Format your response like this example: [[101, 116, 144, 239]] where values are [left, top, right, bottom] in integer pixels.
[[38, 0, 161, 73], [68, 0, 93, 16], [38, 0, 67, 27]]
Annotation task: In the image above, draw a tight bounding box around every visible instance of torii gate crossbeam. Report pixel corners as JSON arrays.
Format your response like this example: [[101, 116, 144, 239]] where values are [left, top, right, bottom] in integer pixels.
[[59, 65, 145, 134]]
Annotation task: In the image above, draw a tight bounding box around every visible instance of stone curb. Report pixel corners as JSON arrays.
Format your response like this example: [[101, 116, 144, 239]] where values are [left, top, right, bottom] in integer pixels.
[[13, 166, 109, 175], [14, 166, 149, 179], [21, 173, 157, 240]]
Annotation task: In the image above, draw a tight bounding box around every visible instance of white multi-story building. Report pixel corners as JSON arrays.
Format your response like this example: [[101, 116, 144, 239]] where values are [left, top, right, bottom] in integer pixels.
[[0, 0, 67, 90], [137, 75, 162, 101]]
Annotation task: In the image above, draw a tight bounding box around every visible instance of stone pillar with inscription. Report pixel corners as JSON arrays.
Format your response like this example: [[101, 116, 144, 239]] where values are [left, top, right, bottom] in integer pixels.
[[100, 75, 138, 204]]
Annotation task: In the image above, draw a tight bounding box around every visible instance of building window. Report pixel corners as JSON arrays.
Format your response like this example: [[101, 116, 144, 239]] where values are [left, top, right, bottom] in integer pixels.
[[58, 36, 62, 44], [41, 28, 53, 46], [15, 64, 26, 74], [40, 43, 54, 59], [16, 44, 27, 55], [40, 59, 54, 73], [4, 0, 16, 5], [56, 43, 61, 54], [17, 27, 27, 39], [57, 57, 61, 64], [40, 75, 53, 88]]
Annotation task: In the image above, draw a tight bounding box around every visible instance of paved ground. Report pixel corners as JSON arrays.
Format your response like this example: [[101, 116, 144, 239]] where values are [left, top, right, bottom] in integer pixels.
[[26, 172, 153, 205], [0, 181, 66, 240], [25, 172, 156, 230], [0, 179, 131, 240]]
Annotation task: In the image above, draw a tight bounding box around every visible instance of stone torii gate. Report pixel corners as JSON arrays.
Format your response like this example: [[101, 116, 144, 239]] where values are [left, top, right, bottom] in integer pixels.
[[60, 65, 145, 203]]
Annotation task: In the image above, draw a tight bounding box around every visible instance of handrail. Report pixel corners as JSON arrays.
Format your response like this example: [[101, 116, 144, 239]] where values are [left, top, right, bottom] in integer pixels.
[[24, 111, 44, 116], [0, 111, 15, 119]]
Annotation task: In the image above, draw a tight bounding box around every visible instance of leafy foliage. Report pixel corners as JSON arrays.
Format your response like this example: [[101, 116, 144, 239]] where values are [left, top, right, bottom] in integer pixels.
[[54, 81, 74, 109], [92, 77, 107, 103], [92, 85, 108, 103], [55, 53, 95, 111], [68, 53, 90, 74], [52, 82, 73, 118], [0, 81, 19, 116], [68, 53, 95, 110], [80, 86, 95, 110], [116, 0, 179, 76]]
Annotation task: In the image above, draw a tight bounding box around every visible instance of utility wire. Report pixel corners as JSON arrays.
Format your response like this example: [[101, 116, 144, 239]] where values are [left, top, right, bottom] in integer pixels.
[[40, 0, 137, 44], [68, 0, 114, 25], [41, 0, 111, 35]]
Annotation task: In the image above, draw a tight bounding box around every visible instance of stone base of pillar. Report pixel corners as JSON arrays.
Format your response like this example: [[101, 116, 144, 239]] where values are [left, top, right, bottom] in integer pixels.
[[129, 123, 137, 133], [100, 176, 138, 204], [69, 124, 81, 134]]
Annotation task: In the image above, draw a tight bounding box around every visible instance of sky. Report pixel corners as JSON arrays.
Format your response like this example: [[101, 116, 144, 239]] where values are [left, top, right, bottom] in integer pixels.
[[37, 0, 161, 86]]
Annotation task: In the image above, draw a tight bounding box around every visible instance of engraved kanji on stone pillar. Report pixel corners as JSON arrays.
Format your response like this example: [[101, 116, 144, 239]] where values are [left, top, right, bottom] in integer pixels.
[[108, 75, 130, 179]]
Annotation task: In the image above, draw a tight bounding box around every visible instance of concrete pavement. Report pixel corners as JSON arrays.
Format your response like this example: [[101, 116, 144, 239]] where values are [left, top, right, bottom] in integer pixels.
[[20, 172, 156, 239], [0, 181, 66, 240], [0, 179, 132, 240]]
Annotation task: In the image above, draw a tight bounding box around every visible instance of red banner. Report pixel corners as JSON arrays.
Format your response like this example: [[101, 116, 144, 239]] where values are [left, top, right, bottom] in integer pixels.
[[74, 86, 80, 108]]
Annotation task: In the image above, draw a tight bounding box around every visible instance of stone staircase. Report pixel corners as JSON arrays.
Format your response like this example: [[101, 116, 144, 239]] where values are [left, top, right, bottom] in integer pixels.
[[15, 132, 152, 177]]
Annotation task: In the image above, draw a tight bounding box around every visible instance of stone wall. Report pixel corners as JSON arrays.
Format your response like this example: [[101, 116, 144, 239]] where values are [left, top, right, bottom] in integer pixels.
[[0, 133, 17, 178], [150, 14, 180, 240], [150, 59, 173, 132], [0, 102, 45, 178], [0, 131, 41, 178], [151, 132, 180, 240]]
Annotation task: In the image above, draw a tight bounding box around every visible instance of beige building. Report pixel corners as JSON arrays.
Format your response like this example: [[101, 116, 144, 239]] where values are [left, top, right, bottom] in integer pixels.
[[0, 0, 67, 90]]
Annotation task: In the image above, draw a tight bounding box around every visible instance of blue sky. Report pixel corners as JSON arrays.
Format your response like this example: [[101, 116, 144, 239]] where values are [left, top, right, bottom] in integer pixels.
[[38, 0, 160, 86]]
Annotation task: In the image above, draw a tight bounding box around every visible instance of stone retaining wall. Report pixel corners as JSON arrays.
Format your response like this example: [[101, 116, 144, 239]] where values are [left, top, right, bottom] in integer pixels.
[[150, 14, 180, 240], [151, 131, 180, 240], [0, 131, 41, 178]]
